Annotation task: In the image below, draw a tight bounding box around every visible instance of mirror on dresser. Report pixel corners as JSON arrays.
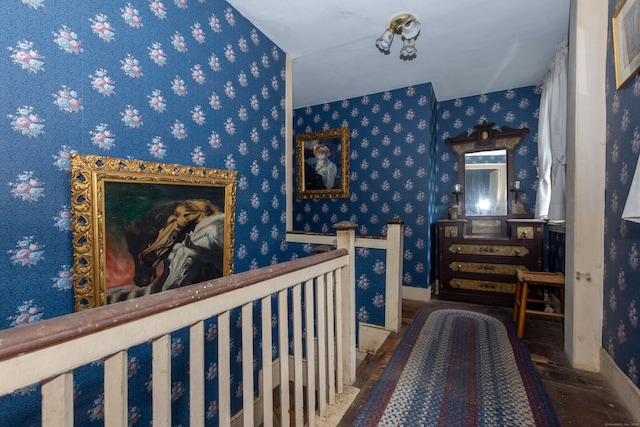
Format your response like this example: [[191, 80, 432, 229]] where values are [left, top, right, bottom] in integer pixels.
[[464, 149, 508, 216], [437, 121, 544, 305], [446, 120, 532, 235]]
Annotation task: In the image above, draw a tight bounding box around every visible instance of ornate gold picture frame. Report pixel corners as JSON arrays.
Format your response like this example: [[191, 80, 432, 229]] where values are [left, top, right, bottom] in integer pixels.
[[613, 0, 640, 89], [296, 127, 350, 199], [70, 154, 237, 311]]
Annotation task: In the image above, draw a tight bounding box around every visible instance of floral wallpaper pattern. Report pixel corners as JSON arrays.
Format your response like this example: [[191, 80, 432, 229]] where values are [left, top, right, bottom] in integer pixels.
[[604, 0, 640, 389], [293, 84, 439, 327], [0, 1, 289, 425]]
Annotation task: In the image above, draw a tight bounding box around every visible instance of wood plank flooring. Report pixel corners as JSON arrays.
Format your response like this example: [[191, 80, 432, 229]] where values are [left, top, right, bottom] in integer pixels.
[[338, 298, 637, 426]]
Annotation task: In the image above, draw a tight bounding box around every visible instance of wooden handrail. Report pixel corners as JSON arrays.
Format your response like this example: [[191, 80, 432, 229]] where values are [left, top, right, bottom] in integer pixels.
[[0, 249, 347, 362], [286, 229, 386, 241]]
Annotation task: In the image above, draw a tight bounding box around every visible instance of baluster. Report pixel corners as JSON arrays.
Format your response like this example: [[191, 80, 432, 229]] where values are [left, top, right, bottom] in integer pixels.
[[104, 350, 128, 427], [152, 334, 171, 426], [219, 312, 231, 425], [305, 278, 317, 426], [42, 371, 74, 427], [242, 302, 254, 427], [278, 290, 290, 427], [190, 321, 205, 427], [292, 284, 304, 427], [261, 295, 274, 427], [326, 271, 336, 405], [316, 273, 328, 415]]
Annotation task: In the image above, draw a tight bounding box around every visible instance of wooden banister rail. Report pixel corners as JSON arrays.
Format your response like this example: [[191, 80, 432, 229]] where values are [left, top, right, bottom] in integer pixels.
[[0, 224, 407, 373], [0, 248, 347, 363]]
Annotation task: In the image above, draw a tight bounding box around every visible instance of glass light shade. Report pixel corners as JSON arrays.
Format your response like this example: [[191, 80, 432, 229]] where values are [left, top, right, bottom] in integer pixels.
[[376, 29, 394, 52], [399, 37, 417, 58], [401, 19, 421, 39]]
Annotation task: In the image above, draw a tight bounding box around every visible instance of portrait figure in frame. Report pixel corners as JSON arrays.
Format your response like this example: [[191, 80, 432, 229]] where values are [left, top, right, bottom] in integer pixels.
[[295, 127, 350, 200], [303, 137, 342, 190], [305, 143, 338, 189]]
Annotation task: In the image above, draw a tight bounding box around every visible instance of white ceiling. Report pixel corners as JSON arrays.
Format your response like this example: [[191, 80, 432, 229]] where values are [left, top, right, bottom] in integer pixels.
[[227, 0, 570, 109]]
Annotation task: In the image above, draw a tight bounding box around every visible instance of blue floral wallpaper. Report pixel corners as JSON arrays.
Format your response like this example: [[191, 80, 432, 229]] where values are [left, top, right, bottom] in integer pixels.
[[293, 84, 439, 327], [603, 0, 640, 390], [0, 1, 290, 425]]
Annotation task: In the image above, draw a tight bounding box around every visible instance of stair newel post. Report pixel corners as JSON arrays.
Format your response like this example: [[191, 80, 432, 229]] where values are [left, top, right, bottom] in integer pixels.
[[334, 221, 357, 386], [385, 219, 404, 333]]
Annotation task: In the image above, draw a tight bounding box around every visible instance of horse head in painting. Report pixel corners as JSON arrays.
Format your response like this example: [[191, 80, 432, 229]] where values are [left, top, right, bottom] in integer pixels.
[[162, 213, 225, 290], [123, 201, 180, 287], [139, 199, 222, 268]]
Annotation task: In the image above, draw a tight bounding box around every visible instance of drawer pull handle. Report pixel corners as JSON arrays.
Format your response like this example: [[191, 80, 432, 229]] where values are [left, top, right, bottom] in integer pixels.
[[522, 230, 528, 238], [449, 229, 454, 237], [515, 249, 521, 256], [457, 264, 462, 271], [456, 247, 461, 254], [456, 281, 461, 288]]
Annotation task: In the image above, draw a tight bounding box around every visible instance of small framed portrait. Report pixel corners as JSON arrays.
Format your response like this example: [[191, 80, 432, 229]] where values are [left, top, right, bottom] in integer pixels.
[[296, 127, 350, 199], [613, 0, 640, 89]]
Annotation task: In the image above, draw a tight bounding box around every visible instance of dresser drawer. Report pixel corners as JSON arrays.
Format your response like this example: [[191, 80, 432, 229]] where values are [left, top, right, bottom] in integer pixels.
[[509, 221, 544, 240], [447, 261, 527, 276], [446, 243, 530, 258], [516, 226, 534, 239], [438, 220, 466, 239], [444, 226, 459, 238], [445, 277, 516, 294]]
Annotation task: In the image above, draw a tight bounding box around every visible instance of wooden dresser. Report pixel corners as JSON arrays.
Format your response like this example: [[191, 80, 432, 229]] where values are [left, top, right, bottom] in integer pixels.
[[437, 218, 544, 305]]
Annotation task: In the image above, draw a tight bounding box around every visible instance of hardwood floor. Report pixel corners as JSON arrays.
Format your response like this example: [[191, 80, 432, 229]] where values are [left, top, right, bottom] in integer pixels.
[[338, 298, 638, 426]]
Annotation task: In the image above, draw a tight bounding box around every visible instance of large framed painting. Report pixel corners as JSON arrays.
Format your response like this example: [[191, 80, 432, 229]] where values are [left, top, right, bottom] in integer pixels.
[[613, 0, 640, 89], [70, 154, 237, 311], [296, 127, 350, 199]]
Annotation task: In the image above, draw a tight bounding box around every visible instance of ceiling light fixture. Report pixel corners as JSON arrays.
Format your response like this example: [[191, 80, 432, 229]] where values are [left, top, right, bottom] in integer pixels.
[[376, 13, 421, 60]]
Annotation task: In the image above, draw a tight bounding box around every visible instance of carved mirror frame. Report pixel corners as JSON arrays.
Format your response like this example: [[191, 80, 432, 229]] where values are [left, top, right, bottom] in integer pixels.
[[446, 121, 530, 234]]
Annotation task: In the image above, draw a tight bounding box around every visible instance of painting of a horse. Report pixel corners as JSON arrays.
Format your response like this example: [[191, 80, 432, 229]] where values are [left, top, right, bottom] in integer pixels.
[[108, 209, 225, 304], [162, 212, 225, 290], [71, 155, 236, 310], [139, 199, 221, 268], [123, 201, 180, 287]]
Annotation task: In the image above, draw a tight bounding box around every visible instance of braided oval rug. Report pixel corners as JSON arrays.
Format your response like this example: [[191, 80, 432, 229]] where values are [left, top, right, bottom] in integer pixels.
[[352, 308, 561, 427]]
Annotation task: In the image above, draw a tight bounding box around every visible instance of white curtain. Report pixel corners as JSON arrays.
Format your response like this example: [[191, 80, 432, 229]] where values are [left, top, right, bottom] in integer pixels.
[[622, 158, 640, 223], [535, 44, 568, 220]]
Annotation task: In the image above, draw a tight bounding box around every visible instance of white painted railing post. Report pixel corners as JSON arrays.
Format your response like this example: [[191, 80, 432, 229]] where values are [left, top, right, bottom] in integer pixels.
[[333, 221, 357, 385], [385, 219, 404, 333]]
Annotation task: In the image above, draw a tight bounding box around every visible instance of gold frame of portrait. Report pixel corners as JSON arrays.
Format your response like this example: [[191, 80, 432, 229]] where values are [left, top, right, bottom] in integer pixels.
[[296, 127, 350, 200]]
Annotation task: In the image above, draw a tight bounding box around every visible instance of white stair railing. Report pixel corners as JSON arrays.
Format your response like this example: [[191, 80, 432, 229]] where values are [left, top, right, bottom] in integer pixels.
[[286, 219, 405, 333], [0, 243, 352, 427]]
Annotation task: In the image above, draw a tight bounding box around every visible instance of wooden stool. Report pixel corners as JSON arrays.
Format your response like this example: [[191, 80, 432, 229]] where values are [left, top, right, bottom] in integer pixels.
[[512, 270, 565, 339]]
